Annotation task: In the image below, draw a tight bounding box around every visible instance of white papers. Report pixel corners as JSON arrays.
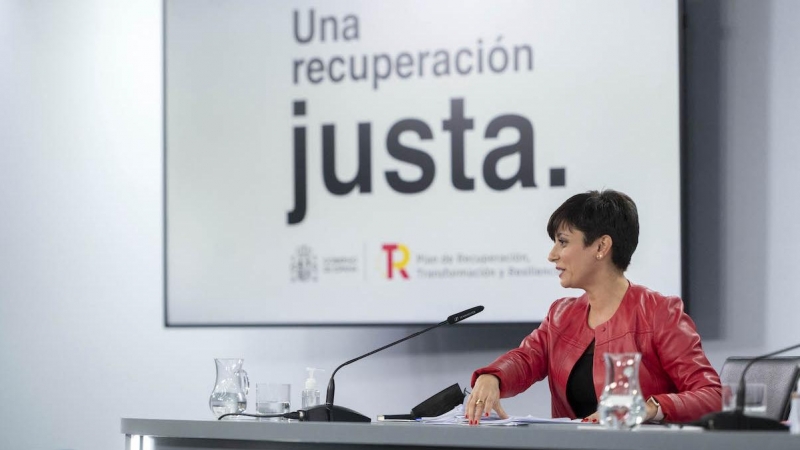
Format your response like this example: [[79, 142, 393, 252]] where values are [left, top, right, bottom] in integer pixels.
[[418, 405, 573, 426]]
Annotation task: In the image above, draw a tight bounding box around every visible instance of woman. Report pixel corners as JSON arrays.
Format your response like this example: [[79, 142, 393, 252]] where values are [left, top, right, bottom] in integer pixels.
[[466, 190, 721, 425]]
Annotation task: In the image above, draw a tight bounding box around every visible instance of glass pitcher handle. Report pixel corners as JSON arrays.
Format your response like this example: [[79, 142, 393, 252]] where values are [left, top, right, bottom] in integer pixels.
[[239, 369, 249, 395]]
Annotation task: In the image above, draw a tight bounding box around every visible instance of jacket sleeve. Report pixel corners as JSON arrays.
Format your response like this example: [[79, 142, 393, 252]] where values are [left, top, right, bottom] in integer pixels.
[[470, 308, 552, 398], [651, 296, 722, 422]]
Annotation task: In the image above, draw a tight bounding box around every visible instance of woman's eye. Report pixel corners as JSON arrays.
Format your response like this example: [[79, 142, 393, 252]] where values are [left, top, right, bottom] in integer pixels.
[[558, 239, 567, 246]]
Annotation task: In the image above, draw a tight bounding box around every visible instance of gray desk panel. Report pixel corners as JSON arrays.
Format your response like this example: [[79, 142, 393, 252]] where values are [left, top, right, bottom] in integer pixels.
[[121, 418, 800, 450]]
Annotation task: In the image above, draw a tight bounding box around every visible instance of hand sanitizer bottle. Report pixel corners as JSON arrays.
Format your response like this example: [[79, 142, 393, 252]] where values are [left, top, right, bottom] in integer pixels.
[[301, 368, 323, 409]]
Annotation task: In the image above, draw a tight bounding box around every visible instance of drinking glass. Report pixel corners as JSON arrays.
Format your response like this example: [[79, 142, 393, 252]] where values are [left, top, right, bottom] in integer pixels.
[[256, 383, 291, 421], [722, 383, 767, 416]]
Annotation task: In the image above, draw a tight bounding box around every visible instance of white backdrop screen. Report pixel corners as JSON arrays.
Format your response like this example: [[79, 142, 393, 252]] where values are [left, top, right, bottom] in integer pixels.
[[165, 0, 682, 325]]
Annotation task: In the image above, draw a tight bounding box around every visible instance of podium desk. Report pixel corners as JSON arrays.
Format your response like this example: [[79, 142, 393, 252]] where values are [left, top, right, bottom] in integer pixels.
[[122, 418, 800, 450]]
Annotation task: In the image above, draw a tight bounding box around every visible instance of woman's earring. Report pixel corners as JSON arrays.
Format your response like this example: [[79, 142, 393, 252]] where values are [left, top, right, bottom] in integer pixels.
[[596, 254, 602, 260]]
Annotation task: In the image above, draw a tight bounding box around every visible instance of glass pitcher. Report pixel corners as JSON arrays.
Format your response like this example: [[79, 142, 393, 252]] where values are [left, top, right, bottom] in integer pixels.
[[209, 358, 250, 418], [597, 352, 647, 429]]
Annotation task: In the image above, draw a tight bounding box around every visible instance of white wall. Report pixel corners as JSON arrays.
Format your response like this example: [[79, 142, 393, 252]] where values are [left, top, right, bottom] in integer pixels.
[[1, 1, 799, 449], [764, 0, 800, 348], [684, 0, 800, 362]]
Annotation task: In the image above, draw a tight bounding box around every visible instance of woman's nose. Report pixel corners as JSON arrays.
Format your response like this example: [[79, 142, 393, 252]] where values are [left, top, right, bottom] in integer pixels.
[[547, 247, 558, 262]]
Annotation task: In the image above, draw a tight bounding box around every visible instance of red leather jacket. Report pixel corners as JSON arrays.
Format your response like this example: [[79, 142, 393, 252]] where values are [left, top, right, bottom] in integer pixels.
[[472, 283, 721, 422]]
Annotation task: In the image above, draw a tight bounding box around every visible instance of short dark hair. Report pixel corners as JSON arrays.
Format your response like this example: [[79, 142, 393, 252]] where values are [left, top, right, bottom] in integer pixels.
[[546, 190, 639, 271]]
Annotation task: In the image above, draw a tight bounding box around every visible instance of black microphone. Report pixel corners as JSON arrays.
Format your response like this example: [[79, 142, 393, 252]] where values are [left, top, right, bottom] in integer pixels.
[[298, 305, 484, 422], [699, 342, 800, 431], [447, 306, 483, 324]]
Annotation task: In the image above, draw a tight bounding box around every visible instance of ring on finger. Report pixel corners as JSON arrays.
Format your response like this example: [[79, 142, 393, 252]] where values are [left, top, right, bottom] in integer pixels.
[[475, 399, 484, 405]]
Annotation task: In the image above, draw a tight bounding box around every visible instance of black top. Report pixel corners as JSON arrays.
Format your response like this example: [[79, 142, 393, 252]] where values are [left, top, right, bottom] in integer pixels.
[[566, 340, 597, 418]]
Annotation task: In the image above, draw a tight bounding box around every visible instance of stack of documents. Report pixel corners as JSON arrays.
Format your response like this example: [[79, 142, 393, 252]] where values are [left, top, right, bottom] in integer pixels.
[[418, 405, 573, 426]]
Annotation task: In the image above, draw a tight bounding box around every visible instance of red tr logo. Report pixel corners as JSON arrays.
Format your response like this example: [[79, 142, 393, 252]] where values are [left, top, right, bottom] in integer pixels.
[[381, 243, 410, 279]]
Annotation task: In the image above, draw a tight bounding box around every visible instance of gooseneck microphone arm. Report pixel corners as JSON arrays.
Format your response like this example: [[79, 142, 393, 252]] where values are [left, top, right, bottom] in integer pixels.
[[735, 342, 800, 412], [326, 319, 447, 406], [298, 305, 484, 422], [326, 305, 484, 406]]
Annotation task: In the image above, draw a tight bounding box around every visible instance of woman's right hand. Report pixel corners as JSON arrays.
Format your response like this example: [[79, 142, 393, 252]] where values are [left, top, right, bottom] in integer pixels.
[[465, 374, 508, 425]]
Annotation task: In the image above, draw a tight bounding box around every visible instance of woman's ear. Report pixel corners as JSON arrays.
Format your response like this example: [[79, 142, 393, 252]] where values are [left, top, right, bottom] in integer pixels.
[[596, 235, 613, 257]]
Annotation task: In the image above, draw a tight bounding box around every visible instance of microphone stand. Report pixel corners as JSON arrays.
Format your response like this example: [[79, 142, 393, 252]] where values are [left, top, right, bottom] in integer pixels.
[[298, 306, 484, 422], [700, 342, 800, 431]]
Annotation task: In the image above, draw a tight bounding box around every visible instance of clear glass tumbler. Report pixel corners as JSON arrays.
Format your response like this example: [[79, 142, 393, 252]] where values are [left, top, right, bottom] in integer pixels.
[[256, 383, 291, 421]]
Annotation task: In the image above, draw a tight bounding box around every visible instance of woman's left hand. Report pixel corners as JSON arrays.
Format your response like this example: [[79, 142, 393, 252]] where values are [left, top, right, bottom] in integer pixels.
[[644, 399, 658, 421]]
